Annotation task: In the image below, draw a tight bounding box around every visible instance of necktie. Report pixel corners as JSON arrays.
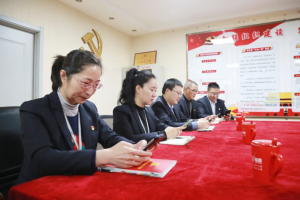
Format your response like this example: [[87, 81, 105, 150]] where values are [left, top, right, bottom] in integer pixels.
[[170, 107, 178, 121], [189, 102, 192, 118]]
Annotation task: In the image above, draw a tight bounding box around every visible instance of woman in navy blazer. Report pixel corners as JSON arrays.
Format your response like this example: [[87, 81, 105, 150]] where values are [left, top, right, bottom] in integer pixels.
[[14, 50, 152, 186], [113, 68, 183, 143]]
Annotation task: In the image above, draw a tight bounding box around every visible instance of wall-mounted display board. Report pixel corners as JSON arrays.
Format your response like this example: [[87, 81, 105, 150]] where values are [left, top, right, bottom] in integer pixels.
[[187, 19, 300, 117]]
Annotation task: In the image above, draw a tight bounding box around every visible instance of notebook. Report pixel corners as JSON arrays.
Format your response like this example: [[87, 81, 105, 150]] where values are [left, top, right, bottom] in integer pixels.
[[197, 126, 215, 132], [159, 136, 195, 145], [100, 158, 177, 178]]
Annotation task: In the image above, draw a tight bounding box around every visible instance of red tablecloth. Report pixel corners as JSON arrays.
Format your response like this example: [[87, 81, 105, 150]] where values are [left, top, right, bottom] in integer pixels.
[[9, 121, 300, 200]]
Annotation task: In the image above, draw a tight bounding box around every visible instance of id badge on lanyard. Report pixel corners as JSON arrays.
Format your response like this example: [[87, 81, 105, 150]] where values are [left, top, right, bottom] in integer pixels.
[[64, 112, 82, 150]]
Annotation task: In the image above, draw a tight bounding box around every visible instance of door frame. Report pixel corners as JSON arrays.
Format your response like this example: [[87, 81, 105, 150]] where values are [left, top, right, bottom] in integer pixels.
[[0, 14, 44, 99]]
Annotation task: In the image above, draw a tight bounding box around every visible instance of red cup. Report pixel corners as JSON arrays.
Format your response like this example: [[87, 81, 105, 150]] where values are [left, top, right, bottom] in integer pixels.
[[236, 112, 243, 116], [251, 138, 283, 184], [236, 116, 245, 131], [242, 121, 256, 145]]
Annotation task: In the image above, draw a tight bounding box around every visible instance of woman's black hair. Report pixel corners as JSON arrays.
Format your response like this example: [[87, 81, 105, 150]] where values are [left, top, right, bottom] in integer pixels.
[[118, 68, 156, 108], [50, 49, 102, 91]]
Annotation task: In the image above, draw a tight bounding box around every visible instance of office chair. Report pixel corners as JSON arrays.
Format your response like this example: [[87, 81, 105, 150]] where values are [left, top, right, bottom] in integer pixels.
[[98, 115, 114, 150], [99, 115, 113, 129], [0, 107, 23, 197]]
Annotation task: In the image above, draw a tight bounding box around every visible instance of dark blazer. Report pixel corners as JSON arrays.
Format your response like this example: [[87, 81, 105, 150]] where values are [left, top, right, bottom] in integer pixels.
[[178, 95, 202, 119], [151, 96, 193, 131], [15, 91, 133, 186], [113, 104, 168, 143], [196, 96, 228, 118]]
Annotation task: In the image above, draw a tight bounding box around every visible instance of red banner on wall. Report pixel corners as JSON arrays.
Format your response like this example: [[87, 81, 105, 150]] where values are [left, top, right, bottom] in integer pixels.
[[188, 22, 282, 51]]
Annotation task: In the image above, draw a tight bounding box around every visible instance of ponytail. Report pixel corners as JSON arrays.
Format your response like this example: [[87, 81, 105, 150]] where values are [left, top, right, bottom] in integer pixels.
[[51, 55, 65, 91], [118, 68, 156, 108]]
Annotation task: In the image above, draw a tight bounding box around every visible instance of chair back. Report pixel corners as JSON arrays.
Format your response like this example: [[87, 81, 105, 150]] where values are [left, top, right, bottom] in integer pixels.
[[100, 115, 113, 129], [0, 107, 23, 197]]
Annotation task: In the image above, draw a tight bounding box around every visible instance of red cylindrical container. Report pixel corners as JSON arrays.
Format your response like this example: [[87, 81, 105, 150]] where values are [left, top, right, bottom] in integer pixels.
[[251, 138, 283, 184]]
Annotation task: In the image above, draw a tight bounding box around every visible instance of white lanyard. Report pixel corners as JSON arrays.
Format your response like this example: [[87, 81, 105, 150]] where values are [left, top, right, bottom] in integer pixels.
[[64, 112, 82, 150], [137, 110, 150, 133]]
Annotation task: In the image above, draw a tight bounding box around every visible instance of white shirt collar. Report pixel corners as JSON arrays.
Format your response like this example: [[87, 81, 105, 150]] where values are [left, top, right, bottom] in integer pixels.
[[207, 95, 216, 105]]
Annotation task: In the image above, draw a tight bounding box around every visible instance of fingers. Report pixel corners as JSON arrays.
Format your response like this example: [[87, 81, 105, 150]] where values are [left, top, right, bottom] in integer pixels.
[[127, 147, 152, 157], [117, 158, 150, 168], [119, 141, 135, 148], [134, 140, 147, 150]]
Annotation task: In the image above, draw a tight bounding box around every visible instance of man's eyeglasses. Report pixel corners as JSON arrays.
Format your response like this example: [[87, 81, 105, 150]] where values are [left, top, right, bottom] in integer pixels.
[[209, 92, 220, 96], [188, 87, 198, 93], [72, 76, 103, 90], [172, 90, 182, 96]]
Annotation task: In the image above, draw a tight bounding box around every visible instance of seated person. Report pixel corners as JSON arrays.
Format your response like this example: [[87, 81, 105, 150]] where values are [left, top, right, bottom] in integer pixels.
[[151, 78, 209, 131], [113, 69, 183, 143], [179, 80, 214, 120], [196, 83, 231, 121], [14, 50, 152, 186]]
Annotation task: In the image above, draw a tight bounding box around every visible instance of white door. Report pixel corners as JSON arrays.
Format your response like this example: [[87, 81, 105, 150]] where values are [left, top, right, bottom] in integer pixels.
[[0, 24, 34, 107]]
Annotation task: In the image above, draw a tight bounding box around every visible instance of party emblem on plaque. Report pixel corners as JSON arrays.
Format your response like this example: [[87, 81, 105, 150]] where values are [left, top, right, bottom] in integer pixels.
[[205, 36, 216, 45], [80, 29, 103, 60]]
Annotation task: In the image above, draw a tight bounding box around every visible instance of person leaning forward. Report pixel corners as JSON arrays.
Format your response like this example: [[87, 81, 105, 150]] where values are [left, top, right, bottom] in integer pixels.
[[179, 80, 215, 121], [14, 50, 152, 186], [151, 78, 210, 131], [113, 68, 184, 143]]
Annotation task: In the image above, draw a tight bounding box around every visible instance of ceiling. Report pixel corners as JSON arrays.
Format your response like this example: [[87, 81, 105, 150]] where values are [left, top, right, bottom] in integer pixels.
[[57, 0, 300, 36]]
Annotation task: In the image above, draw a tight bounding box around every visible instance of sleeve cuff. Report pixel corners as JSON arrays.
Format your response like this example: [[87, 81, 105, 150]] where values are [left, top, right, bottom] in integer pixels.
[[91, 150, 97, 170], [192, 122, 198, 130], [157, 130, 166, 137]]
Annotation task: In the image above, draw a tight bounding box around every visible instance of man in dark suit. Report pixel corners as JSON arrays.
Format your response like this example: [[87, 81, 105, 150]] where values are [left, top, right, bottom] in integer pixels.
[[179, 80, 213, 120], [196, 83, 231, 121], [151, 79, 209, 131]]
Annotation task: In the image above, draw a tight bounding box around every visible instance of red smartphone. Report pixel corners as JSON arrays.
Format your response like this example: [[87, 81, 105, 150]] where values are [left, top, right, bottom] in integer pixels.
[[143, 135, 166, 151]]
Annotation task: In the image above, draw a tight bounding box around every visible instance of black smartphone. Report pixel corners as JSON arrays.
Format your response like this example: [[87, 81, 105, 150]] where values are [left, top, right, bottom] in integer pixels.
[[143, 135, 166, 151], [224, 110, 231, 115]]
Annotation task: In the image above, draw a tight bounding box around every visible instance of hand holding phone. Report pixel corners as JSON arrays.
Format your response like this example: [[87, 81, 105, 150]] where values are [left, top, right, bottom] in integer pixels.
[[143, 135, 165, 151], [224, 110, 231, 116], [182, 119, 193, 127]]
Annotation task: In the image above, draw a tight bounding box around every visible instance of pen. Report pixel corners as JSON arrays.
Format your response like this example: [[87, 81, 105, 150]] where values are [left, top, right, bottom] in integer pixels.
[[98, 168, 113, 173], [176, 137, 183, 139]]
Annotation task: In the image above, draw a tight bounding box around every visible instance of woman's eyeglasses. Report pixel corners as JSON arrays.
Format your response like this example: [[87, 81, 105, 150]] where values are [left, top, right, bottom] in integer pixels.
[[72, 76, 103, 90]]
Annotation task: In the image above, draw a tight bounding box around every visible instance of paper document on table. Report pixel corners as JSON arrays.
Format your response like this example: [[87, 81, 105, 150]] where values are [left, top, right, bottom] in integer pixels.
[[210, 121, 219, 124], [160, 136, 195, 145], [197, 126, 215, 132]]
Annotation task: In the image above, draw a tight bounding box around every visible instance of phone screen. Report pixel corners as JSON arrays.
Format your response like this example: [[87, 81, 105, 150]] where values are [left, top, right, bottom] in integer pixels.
[[225, 110, 231, 115], [143, 135, 165, 151]]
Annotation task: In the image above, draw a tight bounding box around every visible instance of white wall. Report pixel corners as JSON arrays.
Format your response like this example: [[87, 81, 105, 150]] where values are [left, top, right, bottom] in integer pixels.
[[131, 9, 300, 87], [0, 0, 131, 115]]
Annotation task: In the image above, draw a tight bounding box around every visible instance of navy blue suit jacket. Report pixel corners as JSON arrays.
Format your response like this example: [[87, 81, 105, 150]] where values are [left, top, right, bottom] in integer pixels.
[[178, 95, 202, 119], [151, 96, 193, 131], [196, 96, 228, 118], [113, 104, 168, 143], [15, 91, 133, 186]]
